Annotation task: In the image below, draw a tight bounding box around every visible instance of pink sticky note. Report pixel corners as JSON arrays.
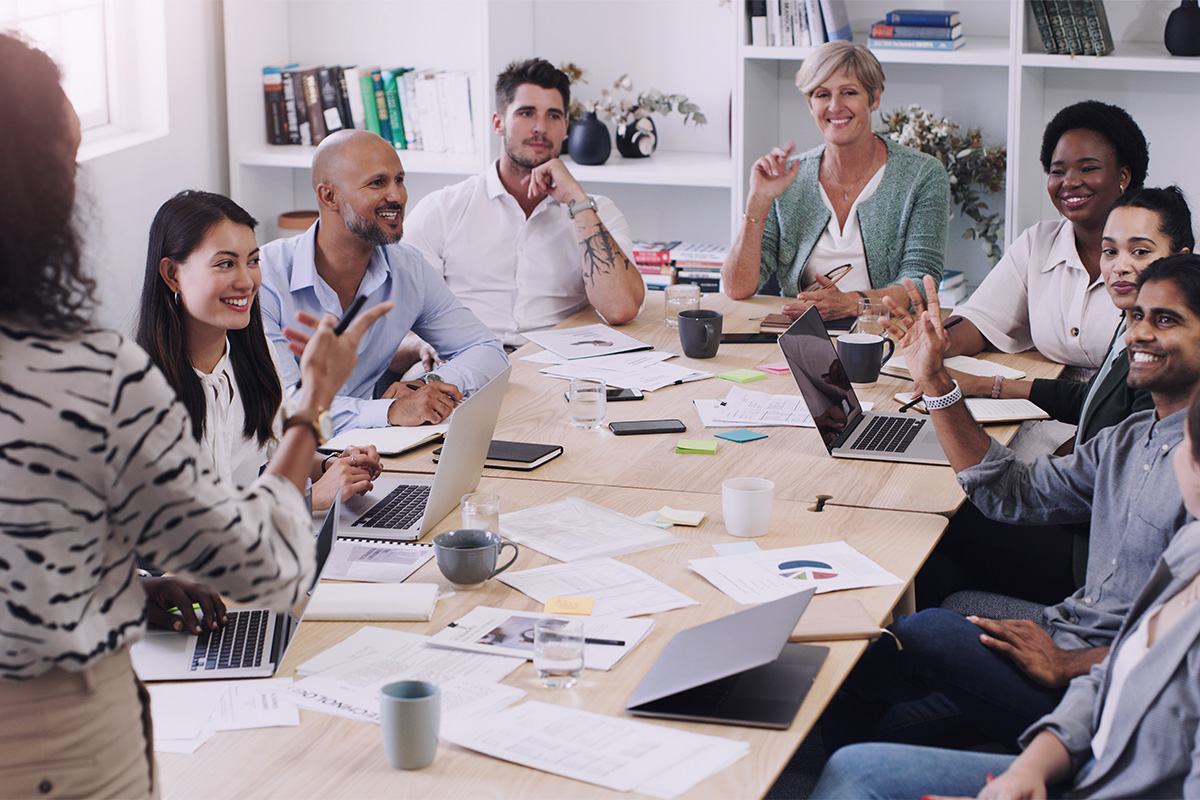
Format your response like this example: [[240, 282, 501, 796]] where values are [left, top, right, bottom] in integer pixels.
[[756, 361, 790, 375]]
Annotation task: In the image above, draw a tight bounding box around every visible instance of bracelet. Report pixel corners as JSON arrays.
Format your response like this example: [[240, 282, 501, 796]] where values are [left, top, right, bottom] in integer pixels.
[[923, 380, 963, 411], [854, 290, 868, 300], [742, 211, 763, 225], [321, 452, 337, 474], [991, 375, 1004, 399]]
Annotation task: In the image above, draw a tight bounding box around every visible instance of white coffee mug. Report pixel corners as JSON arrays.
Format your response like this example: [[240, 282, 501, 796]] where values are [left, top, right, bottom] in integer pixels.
[[722, 477, 775, 538]]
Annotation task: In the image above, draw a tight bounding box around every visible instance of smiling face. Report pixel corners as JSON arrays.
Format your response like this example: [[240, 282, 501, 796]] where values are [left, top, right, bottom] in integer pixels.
[[1046, 128, 1130, 231], [806, 68, 880, 148], [163, 218, 261, 343], [1101, 207, 1184, 311], [1125, 278, 1200, 412], [330, 136, 407, 246], [494, 83, 567, 172]]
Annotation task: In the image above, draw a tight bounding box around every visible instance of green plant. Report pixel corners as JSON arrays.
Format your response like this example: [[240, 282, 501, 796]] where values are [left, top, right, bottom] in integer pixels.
[[877, 105, 1006, 265], [560, 64, 706, 127]]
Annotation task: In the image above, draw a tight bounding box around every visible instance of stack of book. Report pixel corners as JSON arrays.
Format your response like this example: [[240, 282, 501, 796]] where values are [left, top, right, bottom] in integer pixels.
[[631, 241, 679, 291], [868, 9, 965, 51], [263, 63, 475, 153], [746, 0, 852, 47], [1029, 0, 1113, 56], [670, 243, 729, 294]]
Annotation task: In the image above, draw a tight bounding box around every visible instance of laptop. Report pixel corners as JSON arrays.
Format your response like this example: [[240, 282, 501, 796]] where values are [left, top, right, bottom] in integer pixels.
[[339, 365, 511, 542], [778, 307, 949, 465], [625, 590, 828, 729], [131, 498, 338, 682]]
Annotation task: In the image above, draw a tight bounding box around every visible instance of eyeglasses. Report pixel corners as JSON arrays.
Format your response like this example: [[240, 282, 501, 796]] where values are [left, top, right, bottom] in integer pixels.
[[802, 263, 853, 293]]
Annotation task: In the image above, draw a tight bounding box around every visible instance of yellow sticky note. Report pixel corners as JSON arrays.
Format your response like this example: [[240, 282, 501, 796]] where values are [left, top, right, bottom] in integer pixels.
[[676, 439, 719, 454], [544, 596, 594, 615], [657, 506, 707, 526]]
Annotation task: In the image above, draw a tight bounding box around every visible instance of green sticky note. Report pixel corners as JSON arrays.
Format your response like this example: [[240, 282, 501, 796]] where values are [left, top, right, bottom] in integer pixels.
[[715, 429, 768, 443], [676, 439, 719, 454], [718, 369, 768, 383]]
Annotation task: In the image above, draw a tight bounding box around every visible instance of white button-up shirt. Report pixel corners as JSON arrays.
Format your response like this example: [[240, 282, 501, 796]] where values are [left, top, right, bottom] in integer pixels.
[[194, 338, 282, 488]]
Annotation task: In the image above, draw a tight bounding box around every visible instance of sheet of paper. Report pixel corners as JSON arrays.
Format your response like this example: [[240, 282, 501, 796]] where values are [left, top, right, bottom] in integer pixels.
[[320, 539, 434, 583], [541, 352, 711, 391], [442, 701, 749, 796], [893, 392, 1051, 423], [657, 506, 706, 526], [689, 541, 902, 604], [498, 558, 699, 618], [148, 678, 299, 753], [523, 323, 652, 360], [153, 731, 215, 755], [428, 606, 654, 671], [320, 422, 449, 456], [693, 393, 872, 428], [498, 496, 683, 562], [883, 354, 1026, 381]]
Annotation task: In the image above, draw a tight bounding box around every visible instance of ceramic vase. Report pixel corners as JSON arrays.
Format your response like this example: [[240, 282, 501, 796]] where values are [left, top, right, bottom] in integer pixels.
[[567, 111, 610, 166], [616, 112, 657, 159], [1165, 0, 1200, 56]]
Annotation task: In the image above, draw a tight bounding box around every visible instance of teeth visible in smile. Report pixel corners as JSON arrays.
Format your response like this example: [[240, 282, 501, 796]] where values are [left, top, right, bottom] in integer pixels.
[[1132, 352, 1162, 363], [222, 298, 248, 308], [379, 211, 399, 219], [1061, 196, 1090, 207]]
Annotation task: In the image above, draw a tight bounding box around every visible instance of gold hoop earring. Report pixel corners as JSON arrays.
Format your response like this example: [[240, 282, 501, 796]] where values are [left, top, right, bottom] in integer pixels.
[[1120, 183, 1126, 193]]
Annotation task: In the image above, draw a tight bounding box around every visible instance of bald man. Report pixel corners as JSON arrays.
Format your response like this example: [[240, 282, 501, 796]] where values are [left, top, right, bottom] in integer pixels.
[[259, 130, 507, 434]]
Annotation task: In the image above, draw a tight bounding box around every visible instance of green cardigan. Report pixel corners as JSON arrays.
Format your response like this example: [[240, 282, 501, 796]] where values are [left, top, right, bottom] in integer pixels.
[[760, 136, 950, 297]]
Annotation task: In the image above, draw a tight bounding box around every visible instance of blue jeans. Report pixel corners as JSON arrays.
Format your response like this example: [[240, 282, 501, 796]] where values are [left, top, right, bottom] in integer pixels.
[[811, 743, 1026, 799], [822, 609, 1066, 752]]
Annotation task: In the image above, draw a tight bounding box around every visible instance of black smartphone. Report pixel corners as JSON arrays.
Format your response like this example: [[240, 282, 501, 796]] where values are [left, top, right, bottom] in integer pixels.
[[562, 387, 644, 402], [720, 332, 778, 344], [609, 419, 687, 436]]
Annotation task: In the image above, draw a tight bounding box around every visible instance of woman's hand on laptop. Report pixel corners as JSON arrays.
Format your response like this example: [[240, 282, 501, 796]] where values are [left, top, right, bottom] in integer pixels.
[[141, 575, 227, 634]]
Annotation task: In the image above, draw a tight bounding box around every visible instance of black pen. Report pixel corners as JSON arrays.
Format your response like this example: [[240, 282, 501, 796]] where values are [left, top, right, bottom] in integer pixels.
[[585, 637, 626, 647], [943, 317, 964, 330], [898, 394, 924, 413], [294, 296, 368, 391]]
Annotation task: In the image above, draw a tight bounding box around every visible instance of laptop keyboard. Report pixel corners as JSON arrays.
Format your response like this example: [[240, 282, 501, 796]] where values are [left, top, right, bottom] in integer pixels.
[[352, 484, 430, 530], [190, 609, 267, 671], [849, 415, 926, 453]]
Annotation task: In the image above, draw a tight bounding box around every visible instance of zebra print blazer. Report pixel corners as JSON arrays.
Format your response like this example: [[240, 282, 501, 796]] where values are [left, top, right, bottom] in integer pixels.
[[0, 322, 314, 680]]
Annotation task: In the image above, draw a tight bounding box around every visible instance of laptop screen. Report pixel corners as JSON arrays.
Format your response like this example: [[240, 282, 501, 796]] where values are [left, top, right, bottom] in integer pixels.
[[777, 308, 863, 452]]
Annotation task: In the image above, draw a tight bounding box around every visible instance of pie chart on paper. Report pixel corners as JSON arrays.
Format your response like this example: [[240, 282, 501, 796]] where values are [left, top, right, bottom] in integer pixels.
[[777, 559, 839, 581]]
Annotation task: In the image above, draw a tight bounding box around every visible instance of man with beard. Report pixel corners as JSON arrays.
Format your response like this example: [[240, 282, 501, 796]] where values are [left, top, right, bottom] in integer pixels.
[[259, 129, 507, 433], [404, 58, 644, 350]]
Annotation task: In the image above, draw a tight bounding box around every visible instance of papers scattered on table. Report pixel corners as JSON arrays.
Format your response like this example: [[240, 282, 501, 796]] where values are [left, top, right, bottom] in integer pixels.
[[718, 369, 767, 383], [714, 429, 768, 443], [498, 496, 683, 562], [523, 323, 652, 360], [305, 582, 439, 621], [498, 558, 699, 618], [893, 392, 1051, 423], [321, 538, 434, 583], [430, 606, 654, 671], [319, 422, 449, 456], [657, 506, 706, 526], [689, 541, 902, 605], [539, 349, 712, 391], [883, 354, 1026, 381], [442, 701, 750, 798], [694, 386, 870, 428], [148, 678, 298, 754], [676, 439, 718, 454]]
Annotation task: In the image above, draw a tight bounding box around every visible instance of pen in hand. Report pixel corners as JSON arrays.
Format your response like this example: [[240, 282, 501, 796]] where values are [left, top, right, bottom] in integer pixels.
[[294, 295, 368, 391]]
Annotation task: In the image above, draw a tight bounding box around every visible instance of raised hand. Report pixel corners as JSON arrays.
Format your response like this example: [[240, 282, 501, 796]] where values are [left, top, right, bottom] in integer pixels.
[[748, 142, 801, 205], [881, 276, 950, 395], [284, 301, 394, 411]]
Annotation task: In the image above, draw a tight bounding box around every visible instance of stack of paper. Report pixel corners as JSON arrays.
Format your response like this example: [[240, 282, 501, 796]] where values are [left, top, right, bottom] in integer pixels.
[[538, 349, 712, 391], [883, 354, 1026, 381], [694, 386, 812, 427], [305, 582, 439, 621], [498, 558, 699, 618], [321, 539, 434, 583], [498, 497, 683, 562], [523, 323, 652, 360], [319, 421, 449, 456], [148, 677, 299, 754]]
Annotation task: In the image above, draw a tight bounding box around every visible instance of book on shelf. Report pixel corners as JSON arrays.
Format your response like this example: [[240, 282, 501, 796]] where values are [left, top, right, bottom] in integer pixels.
[[343, 67, 366, 135], [283, 67, 312, 145], [1052, 0, 1084, 54], [316, 67, 346, 136], [820, 0, 852, 41], [300, 68, 328, 145], [871, 21, 963, 38], [765, 0, 782, 46], [884, 9, 960, 26], [355, 67, 381, 136], [261, 63, 295, 146], [642, 273, 674, 290], [332, 66, 356, 130], [279, 65, 303, 145], [1070, 0, 1112, 55], [869, 36, 965, 50], [780, 0, 795, 45], [381, 68, 408, 150], [631, 240, 682, 265], [805, 0, 826, 44], [668, 242, 730, 264], [748, 0, 768, 45], [369, 68, 394, 144], [1029, 0, 1058, 53]]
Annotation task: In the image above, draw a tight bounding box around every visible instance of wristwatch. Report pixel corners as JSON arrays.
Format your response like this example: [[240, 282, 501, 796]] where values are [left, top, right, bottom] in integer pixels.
[[567, 196, 598, 219], [283, 406, 333, 446], [420, 373, 444, 385]]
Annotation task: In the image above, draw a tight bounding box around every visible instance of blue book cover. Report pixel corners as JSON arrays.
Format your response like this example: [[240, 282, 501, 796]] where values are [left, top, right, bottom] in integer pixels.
[[868, 36, 965, 50], [884, 9, 960, 26]]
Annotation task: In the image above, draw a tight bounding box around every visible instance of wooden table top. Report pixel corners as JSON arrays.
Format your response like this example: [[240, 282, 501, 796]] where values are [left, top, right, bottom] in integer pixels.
[[157, 476, 946, 799]]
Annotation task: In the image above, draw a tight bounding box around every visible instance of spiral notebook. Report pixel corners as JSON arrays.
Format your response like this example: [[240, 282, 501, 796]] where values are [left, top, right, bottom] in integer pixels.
[[323, 538, 434, 583]]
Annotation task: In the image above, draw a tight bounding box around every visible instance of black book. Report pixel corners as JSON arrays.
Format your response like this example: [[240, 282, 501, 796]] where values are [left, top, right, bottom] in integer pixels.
[[433, 440, 563, 471]]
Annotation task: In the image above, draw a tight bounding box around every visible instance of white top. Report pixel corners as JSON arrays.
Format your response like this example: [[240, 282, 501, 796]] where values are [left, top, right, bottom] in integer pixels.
[[404, 160, 635, 348], [1091, 601, 1157, 760], [799, 165, 885, 295], [955, 219, 1120, 369]]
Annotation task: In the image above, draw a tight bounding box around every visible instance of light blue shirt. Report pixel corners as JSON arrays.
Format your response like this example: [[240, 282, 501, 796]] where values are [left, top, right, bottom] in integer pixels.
[[259, 223, 508, 433]]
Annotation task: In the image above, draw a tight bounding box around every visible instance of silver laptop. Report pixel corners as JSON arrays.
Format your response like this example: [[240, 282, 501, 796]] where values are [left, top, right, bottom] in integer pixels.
[[778, 307, 949, 465], [625, 590, 827, 729], [339, 365, 510, 542], [131, 498, 338, 682]]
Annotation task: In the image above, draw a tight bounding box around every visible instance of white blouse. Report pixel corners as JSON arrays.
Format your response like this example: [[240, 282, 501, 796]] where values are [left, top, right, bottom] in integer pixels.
[[798, 165, 885, 294]]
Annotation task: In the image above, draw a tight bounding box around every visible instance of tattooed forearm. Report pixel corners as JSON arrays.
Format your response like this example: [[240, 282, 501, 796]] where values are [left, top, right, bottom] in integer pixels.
[[579, 226, 633, 288]]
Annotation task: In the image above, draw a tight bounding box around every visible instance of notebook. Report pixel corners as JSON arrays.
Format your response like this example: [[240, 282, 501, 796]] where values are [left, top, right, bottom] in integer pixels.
[[338, 366, 510, 542], [131, 498, 339, 682], [433, 440, 563, 471], [625, 590, 827, 729], [777, 307, 949, 465]]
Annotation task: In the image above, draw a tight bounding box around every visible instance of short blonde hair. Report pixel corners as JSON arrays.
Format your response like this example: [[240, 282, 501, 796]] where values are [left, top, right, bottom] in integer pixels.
[[795, 41, 885, 103]]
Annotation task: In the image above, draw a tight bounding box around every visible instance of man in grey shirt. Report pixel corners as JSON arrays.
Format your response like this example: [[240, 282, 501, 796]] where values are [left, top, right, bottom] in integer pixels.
[[824, 254, 1200, 753]]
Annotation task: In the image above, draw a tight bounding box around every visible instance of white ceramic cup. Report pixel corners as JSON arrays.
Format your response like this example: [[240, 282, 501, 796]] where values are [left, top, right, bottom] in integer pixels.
[[379, 680, 440, 770], [722, 477, 775, 538]]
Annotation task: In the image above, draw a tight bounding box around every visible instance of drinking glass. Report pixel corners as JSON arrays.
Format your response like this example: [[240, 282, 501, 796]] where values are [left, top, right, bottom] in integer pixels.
[[533, 618, 585, 689], [664, 284, 701, 328], [856, 297, 890, 338], [461, 492, 500, 534], [567, 378, 607, 429]]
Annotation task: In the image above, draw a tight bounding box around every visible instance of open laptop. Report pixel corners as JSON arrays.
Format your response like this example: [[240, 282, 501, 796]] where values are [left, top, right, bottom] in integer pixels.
[[131, 498, 338, 682], [339, 365, 511, 542], [778, 307, 949, 465], [625, 590, 827, 729]]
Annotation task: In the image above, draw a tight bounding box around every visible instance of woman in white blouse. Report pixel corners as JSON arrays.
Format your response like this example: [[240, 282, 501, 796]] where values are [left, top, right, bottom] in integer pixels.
[[944, 101, 1150, 374]]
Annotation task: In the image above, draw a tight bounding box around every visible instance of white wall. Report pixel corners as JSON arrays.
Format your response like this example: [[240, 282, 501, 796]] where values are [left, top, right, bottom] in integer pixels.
[[79, 0, 228, 333]]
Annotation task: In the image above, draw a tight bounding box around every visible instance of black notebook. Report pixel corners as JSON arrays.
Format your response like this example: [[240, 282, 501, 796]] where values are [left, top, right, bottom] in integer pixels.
[[433, 439, 562, 471]]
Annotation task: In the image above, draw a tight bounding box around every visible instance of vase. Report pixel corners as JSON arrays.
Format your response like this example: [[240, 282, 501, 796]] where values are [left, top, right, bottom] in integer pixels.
[[616, 112, 657, 158], [567, 111, 610, 166], [1166, 0, 1200, 56]]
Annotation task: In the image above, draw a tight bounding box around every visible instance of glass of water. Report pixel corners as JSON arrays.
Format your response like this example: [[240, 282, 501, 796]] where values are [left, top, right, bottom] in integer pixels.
[[533, 618, 585, 689], [567, 378, 606, 429], [856, 297, 890, 338], [461, 491, 500, 534], [664, 283, 701, 328]]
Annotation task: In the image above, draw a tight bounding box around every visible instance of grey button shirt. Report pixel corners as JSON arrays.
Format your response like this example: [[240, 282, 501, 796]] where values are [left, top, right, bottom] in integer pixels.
[[957, 408, 1189, 650]]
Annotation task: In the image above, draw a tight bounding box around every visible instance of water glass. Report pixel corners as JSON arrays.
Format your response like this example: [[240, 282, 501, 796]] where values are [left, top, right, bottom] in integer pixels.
[[664, 283, 701, 328], [461, 492, 500, 534], [533, 618, 585, 689], [567, 378, 607, 429], [856, 297, 890, 338]]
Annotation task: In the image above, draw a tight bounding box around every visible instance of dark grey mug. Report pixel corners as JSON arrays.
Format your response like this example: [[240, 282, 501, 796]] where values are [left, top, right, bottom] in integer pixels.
[[432, 529, 518, 589], [678, 309, 723, 359], [836, 333, 895, 384]]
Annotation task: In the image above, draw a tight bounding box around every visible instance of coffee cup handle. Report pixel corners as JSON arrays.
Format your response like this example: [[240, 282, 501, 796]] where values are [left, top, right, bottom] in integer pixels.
[[491, 541, 519, 577], [880, 337, 895, 367]]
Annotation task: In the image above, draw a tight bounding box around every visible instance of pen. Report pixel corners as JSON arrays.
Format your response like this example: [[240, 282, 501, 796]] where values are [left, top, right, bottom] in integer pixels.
[[294, 295, 368, 391], [898, 394, 923, 413], [943, 317, 964, 330], [585, 638, 626, 646]]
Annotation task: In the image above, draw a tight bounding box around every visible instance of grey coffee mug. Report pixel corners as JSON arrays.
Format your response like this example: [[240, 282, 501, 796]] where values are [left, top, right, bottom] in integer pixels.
[[836, 333, 895, 384], [432, 529, 519, 589], [678, 309, 723, 359], [380, 680, 439, 770]]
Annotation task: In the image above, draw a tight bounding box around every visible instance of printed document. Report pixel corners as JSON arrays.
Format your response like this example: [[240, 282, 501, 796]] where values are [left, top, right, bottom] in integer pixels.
[[148, 677, 298, 754], [320, 539, 434, 583], [523, 324, 652, 360], [498, 496, 683, 562], [540, 350, 712, 391], [498, 558, 699, 618]]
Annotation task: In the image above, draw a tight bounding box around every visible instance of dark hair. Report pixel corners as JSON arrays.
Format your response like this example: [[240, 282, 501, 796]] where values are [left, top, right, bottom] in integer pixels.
[[1135, 253, 1200, 319], [1109, 185, 1195, 254], [1039, 100, 1149, 191], [0, 33, 95, 331], [134, 190, 280, 447], [495, 58, 569, 116]]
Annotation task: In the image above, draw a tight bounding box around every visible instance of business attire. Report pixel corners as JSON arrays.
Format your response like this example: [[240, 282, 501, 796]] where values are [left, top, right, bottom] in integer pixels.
[[813, 520, 1200, 799], [759, 135, 949, 298], [405, 160, 635, 349], [0, 324, 315, 797], [259, 223, 508, 434], [823, 408, 1189, 753]]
